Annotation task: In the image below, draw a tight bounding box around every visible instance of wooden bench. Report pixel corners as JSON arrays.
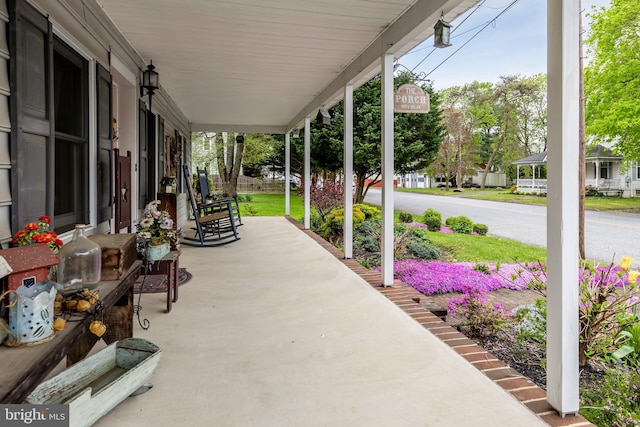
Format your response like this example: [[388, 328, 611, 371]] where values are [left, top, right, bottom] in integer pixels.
[[0, 261, 141, 403]]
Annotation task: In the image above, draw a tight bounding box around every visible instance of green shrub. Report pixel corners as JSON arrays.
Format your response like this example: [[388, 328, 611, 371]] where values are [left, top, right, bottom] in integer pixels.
[[354, 203, 381, 220], [406, 239, 439, 261], [243, 204, 257, 216], [407, 226, 430, 240], [473, 223, 489, 236], [354, 220, 381, 253], [237, 193, 252, 202], [309, 209, 323, 232], [393, 225, 439, 261], [320, 206, 366, 240], [445, 215, 474, 234], [580, 365, 640, 426], [585, 185, 602, 197], [398, 212, 413, 223], [473, 263, 491, 275], [513, 299, 547, 344], [422, 208, 442, 232], [448, 291, 512, 340]]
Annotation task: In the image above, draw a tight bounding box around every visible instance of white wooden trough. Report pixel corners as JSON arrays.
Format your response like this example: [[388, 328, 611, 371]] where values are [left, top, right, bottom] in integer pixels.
[[26, 338, 161, 427]]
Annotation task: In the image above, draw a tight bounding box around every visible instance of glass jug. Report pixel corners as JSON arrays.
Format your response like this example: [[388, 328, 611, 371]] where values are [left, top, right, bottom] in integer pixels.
[[57, 224, 102, 293]]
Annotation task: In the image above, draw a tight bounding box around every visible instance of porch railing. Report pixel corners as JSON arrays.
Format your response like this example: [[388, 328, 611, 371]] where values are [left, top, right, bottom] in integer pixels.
[[585, 178, 621, 189], [517, 179, 547, 194]]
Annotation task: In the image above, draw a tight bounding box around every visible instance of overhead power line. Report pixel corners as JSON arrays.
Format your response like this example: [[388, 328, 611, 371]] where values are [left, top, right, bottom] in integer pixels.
[[408, 0, 521, 76]]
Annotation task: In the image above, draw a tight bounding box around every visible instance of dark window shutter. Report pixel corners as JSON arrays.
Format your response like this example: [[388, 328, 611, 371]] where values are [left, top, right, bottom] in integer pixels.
[[138, 100, 148, 206], [157, 116, 165, 181], [96, 63, 113, 223], [175, 130, 183, 193], [8, 0, 54, 232], [146, 111, 156, 203]]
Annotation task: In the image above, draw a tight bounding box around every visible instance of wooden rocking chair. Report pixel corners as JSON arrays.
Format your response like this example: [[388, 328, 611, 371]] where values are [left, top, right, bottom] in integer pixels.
[[196, 167, 242, 227], [182, 165, 240, 247]]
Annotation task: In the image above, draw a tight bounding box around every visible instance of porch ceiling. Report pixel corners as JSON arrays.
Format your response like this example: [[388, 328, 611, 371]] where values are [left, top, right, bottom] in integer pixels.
[[95, 0, 479, 133]]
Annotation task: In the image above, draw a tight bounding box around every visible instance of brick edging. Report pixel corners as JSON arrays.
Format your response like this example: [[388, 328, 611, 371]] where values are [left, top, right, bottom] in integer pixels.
[[285, 216, 595, 427]]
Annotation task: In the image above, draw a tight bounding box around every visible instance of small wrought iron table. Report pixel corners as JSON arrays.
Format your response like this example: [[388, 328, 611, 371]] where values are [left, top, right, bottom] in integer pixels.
[[140, 251, 180, 313]]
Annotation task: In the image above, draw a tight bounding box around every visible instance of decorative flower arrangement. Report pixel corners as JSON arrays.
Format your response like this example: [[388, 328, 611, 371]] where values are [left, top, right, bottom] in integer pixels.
[[12, 216, 63, 253], [136, 200, 178, 247]]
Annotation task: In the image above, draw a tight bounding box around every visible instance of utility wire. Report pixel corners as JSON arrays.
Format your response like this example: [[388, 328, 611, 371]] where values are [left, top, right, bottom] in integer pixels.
[[408, 0, 487, 72], [420, 0, 521, 78], [408, 0, 520, 75]]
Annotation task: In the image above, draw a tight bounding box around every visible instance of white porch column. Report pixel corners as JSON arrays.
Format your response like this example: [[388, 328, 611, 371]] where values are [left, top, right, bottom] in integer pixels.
[[546, 0, 580, 416], [381, 53, 394, 286], [532, 164, 537, 192], [344, 84, 354, 259], [304, 117, 311, 229], [285, 132, 291, 216], [595, 161, 600, 188]]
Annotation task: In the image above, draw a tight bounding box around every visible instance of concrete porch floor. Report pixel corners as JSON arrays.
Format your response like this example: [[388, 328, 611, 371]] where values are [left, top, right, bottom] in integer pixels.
[[93, 216, 559, 427]]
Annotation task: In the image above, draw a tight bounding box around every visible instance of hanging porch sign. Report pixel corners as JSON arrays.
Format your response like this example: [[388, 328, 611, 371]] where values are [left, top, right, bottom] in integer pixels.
[[394, 84, 430, 113]]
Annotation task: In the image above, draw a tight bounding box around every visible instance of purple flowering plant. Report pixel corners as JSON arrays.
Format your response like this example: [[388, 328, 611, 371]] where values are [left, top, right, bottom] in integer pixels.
[[393, 259, 534, 295]]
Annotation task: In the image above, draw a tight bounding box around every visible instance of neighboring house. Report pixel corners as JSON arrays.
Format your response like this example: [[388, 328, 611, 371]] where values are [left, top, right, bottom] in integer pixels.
[[397, 166, 506, 189], [513, 145, 640, 197], [466, 164, 507, 188], [398, 173, 433, 189]]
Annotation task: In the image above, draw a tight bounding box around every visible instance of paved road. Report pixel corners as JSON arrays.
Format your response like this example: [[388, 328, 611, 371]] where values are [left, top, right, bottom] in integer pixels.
[[364, 188, 640, 269]]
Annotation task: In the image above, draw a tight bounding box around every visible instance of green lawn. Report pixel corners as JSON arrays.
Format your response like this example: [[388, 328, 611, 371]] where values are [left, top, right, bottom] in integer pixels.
[[396, 187, 640, 211], [427, 232, 546, 263], [238, 193, 546, 264], [238, 193, 305, 221]]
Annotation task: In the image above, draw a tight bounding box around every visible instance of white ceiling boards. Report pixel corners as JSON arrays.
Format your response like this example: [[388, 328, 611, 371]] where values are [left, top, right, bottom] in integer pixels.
[[95, 0, 479, 132]]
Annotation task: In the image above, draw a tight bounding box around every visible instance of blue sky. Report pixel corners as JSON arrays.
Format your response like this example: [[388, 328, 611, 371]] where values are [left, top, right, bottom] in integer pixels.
[[398, 0, 611, 90]]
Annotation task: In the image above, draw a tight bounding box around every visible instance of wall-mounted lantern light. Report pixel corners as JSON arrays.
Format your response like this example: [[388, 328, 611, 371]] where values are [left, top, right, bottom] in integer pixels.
[[316, 108, 331, 127], [140, 60, 159, 110], [434, 13, 452, 48]]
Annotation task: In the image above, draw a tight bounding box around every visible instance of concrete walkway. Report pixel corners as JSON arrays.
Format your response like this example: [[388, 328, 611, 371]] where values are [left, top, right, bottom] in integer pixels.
[[94, 217, 548, 427]]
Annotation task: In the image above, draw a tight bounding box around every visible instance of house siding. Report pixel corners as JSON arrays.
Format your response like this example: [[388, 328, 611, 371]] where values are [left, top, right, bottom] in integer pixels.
[[3, 0, 191, 243]]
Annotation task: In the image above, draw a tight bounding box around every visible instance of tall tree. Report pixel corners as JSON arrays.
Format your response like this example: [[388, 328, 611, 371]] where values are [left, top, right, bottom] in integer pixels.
[[511, 74, 547, 156], [296, 71, 446, 203], [490, 75, 547, 188], [584, 0, 640, 160], [215, 132, 245, 197], [431, 107, 476, 190], [441, 82, 497, 189], [241, 133, 282, 178]]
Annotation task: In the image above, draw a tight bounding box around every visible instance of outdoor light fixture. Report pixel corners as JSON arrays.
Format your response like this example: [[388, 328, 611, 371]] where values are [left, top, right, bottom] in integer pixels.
[[140, 60, 159, 110], [433, 13, 452, 48], [316, 108, 331, 127], [236, 135, 245, 144], [292, 129, 300, 138]]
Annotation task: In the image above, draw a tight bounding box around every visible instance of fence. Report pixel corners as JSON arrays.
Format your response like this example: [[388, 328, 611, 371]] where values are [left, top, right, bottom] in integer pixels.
[[208, 174, 287, 193]]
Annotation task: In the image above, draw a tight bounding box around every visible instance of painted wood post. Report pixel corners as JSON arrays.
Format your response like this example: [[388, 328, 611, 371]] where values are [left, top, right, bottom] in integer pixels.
[[381, 53, 394, 287], [304, 117, 311, 230], [285, 132, 291, 217], [546, 0, 580, 415], [343, 84, 354, 259]]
